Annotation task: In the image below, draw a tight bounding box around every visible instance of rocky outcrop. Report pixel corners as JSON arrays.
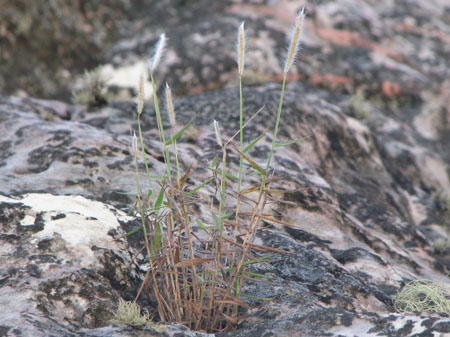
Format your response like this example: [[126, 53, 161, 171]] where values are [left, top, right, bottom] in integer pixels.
[[1, 0, 449, 336], [1, 76, 449, 335]]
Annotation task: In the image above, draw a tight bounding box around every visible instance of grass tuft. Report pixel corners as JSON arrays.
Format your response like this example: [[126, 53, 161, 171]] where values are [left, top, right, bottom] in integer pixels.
[[125, 8, 308, 332]]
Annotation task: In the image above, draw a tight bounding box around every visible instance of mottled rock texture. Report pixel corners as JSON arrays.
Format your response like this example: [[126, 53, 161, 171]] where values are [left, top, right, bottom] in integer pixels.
[[1, 0, 450, 336]]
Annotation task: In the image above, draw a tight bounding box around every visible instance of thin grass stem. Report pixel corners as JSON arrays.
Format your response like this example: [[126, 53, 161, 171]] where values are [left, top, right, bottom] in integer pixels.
[[150, 71, 172, 184]]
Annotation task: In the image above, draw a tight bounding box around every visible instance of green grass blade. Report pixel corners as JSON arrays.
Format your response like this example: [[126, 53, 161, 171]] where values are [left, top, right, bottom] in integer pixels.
[[242, 254, 275, 266], [196, 219, 216, 230], [164, 113, 198, 146], [154, 187, 165, 210], [210, 156, 218, 168], [275, 136, 309, 147], [196, 219, 207, 230], [186, 177, 214, 196], [115, 225, 144, 239], [243, 271, 273, 279], [230, 142, 266, 175], [239, 150, 266, 175], [243, 128, 268, 153], [212, 213, 221, 229], [240, 293, 271, 301], [249, 170, 262, 177], [221, 212, 233, 220], [208, 167, 239, 181]]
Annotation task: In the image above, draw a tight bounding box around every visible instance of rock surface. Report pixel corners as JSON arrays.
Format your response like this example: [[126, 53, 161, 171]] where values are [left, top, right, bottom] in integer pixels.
[[1, 0, 450, 336]]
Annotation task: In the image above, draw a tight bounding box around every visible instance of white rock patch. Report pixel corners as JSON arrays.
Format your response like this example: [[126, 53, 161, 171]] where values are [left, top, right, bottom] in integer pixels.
[[0, 193, 134, 264]]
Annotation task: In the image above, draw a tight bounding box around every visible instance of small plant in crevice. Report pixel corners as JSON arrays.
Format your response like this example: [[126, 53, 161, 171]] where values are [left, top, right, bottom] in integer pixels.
[[124, 7, 307, 333], [434, 238, 450, 255], [110, 298, 166, 331], [71, 66, 113, 107], [434, 189, 450, 222]]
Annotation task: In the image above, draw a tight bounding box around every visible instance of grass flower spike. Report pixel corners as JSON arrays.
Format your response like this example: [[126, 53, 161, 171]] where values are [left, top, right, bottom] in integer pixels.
[[283, 7, 305, 75], [213, 120, 223, 148], [236, 22, 246, 194], [165, 83, 181, 184], [165, 83, 175, 127], [148, 33, 171, 183], [131, 131, 138, 156], [150, 33, 167, 73], [237, 22, 246, 77], [137, 75, 144, 116]]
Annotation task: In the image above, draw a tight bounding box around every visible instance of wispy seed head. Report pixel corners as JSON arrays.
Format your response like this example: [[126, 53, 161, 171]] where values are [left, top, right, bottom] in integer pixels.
[[213, 120, 223, 147], [165, 83, 175, 127], [132, 131, 138, 155], [149, 33, 167, 73], [237, 22, 246, 77], [137, 75, 144, 116], [283, 7, 305, 75]]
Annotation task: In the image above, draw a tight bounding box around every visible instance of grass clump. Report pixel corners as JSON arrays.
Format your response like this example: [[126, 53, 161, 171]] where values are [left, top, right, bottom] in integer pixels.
[[126, 7, 307, 333], [394, 279, 450, 314]]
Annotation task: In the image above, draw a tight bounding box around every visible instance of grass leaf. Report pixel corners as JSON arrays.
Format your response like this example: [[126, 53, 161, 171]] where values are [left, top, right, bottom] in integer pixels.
[[164, 113, 198, 146], [154, 187, 165, 210], [275, 136, 309, 147], [186, 177, 214, 196], [230, 142, 266, 175], [243, 128, 268, 153], [116, 225, 143, 239]]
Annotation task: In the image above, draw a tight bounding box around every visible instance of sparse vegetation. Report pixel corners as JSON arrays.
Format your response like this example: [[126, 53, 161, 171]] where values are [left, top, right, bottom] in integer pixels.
[[71, 66, 112, 107], [123, 7, 307, 333], [434, 238, 450, 254], [435, 189, 450, 221], [394, 279, 450, 314], [110, 299, 152, 327]]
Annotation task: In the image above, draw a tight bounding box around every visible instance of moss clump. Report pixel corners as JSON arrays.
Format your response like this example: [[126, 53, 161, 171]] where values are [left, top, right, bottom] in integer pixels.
[[72, 66, 112, 107], [435, 189, 450, 221], [110, 299, 164, 330], [434, 238, 450, 254], [394, 279, 450, 314], [349, 90, 373, 120]]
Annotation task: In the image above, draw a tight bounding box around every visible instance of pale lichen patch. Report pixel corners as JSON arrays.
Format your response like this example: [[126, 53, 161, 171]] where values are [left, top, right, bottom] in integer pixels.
[[0, 193, 134, 265]]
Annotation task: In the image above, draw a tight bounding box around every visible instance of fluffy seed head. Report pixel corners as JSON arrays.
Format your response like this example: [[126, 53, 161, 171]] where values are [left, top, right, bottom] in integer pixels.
[[237, 22, 246, 77], [283, 7, 305, 75], [132, 131, 138, 155], [213, 120, 223, 147], [165, 83, 175, 127], [149, 33, 167, 73], [137, 75, 144, 116]]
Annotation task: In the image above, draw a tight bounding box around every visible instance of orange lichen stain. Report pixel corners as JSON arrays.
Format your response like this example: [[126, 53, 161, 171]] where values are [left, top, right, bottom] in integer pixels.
[[381, 81, 401, 97], [317, 28, 403, 62], [309, 74, 352, 86], [226, 3, 298, 24]]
